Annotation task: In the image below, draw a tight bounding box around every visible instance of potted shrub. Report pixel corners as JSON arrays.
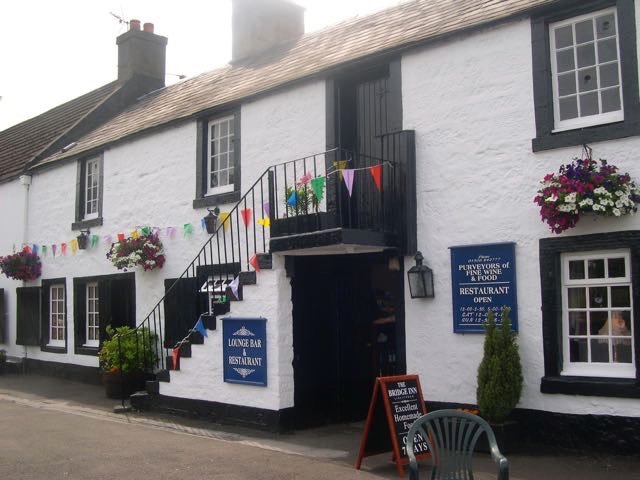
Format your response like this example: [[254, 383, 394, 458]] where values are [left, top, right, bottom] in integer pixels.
[[0, 248, 42, 281], [98, 325, 158, 399], [476, 306, 523, 452]]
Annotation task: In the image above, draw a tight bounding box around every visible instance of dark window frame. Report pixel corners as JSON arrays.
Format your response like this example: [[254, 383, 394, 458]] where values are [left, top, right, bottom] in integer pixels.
[[540, 231, 640, 398], [73, 273, 136, 356], [531, 0, 640, 152], [41, 278, 68, 354], [193, 109, 242, 209], [72, 154, 104, 230]]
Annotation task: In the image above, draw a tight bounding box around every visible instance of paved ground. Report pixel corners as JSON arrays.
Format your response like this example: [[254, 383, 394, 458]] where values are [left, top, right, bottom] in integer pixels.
[[0, 374, 639, 479]]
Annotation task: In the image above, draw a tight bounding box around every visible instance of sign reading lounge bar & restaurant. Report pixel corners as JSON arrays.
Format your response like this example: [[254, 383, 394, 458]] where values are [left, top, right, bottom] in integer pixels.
[[450, 242, 518, 333], [222, 317, 267, 386]]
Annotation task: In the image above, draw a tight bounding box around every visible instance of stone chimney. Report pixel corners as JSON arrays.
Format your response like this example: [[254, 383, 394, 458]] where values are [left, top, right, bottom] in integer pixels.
[[116, 20, 168, 88], [232, 0, 305, 63]]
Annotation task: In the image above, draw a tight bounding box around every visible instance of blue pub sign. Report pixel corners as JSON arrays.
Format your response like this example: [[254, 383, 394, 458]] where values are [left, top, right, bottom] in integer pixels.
[[450, 242, 518, 333], [222, 317, 267, 386]]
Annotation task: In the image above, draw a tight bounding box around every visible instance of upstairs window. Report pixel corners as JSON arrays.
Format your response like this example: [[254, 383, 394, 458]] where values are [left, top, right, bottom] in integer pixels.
[[207, 115, 235, 196], [562, 251, 634, 378], [73, 155, 103, 230], [84, 158, 100, 219], [550, 8, 623, 131]]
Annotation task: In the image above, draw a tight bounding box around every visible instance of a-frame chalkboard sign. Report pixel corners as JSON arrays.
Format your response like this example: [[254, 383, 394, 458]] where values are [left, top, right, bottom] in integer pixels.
[[355, 375, 429, 476]]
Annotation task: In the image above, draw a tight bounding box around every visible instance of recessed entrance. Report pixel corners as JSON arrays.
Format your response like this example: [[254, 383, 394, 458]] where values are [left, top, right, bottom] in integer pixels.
[[291, 252, 405, 428]]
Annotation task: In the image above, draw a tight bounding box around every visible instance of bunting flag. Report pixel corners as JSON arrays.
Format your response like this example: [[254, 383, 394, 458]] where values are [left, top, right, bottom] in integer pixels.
[[200, 218, 206, 232], [141, 226, 151, 236], [166, 226, 176, 238], [183, 223, 193, 236], [219, 212, 230, 231], [249, 254, 261, 272], [370, 165, 382, 192], [32, 244, 39, 255], [310, 176, 326, 202], [131, 230, 140, 240], [70, 239, 78, 254], [52, 244, 57, 257], [229, 275, 240, 300], [262, 202, 270, 218], [194, 317, 208, 338], [117, 233, 125, 242], [333, 160, 348, 180], [342, 169, 355, 197], [104, 234, 113, 245], [287, 191, 297, 206], [42, 245, 48, 257], [61, 243, 67, 255], [90, 235, 99, 248], [257, 218, 270, 228], [23, 245, 32, 254], [171, 348, 181, 371], [152, 227, 161, 236], [241, 208, 252, 227]]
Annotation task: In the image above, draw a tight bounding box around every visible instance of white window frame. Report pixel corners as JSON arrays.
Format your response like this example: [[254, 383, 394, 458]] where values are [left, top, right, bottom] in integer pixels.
[[84, 157, 100, 220], [561, 250, 635, 378], [549, 7, 624, 132], [206, 115, 235, 196], [85, 282, 99, 347], [48, 284, 65, 347]]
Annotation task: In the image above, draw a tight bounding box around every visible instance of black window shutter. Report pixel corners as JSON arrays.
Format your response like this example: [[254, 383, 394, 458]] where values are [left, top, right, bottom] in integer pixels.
[[110, 277, 136, 329], [98, 279, 113, 341], [163, 278, 201, 348], [40, 285, 51, 346], [16, 286, 41, 346], [0, 288, 5, 343], [74, 279, 87, 349]]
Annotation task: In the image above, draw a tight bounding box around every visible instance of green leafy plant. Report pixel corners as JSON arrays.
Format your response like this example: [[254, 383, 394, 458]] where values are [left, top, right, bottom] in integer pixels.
[[98, 325, 158, 373], [476, 306, 523, 424]]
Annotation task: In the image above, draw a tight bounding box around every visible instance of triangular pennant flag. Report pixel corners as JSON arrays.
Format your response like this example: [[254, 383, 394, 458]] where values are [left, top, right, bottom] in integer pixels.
[[42, 245, 48, 257], [287, 191, 297, 206], [257, 218, 270, 228], [194, 317, 208, 338], [171, 348, 181, 371], [52, 244, 57, 257], [141, 226, 151, 236], [23, 245, 32, 254], [369, 164, 382, 192], [219, 212, 230, 231], [70, 239, 78, 254], [131, 230, 139, 240], [310, 176, 325, 202], [241, 208, 252, 227], [200, 218, 206, 232], [333, 160, 348, 180], [249, 254, 261, 272], [104, 234, 113, 245], [229, 276, 240, 300], [90, 235, 99, 248], [32, 244, 39, 255], [152, 227, 161, 236], [117, 233, 125, 242], [166, 226, 176, 238], [183, 223, 193, 236], [263, 202, 270, 218], [342, 169, 355, 197], [61, 243, 67, 255]]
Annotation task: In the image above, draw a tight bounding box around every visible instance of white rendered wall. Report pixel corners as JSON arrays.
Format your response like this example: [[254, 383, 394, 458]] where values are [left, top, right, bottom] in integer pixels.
[[402, 16, 640, 418], [0, 179, 27, 356]]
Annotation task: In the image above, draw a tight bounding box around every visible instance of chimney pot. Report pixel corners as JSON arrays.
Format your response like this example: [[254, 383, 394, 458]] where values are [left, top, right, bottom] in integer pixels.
[[130, 19, 141, 31], [143, 22, 154, 33]]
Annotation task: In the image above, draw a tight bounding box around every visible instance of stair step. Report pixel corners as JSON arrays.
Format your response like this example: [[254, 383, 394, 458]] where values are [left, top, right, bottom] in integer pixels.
[[256, 253, 272, 270], [146, 380, 160, 394], [180, 342, 192, 358], [130, 391, 154, 410], [190, 331, 205, 345], [156, 369, 170, 382], [239, 271, 256, 286], [166, 355, 179, 371], [201, 313, 217, 330]]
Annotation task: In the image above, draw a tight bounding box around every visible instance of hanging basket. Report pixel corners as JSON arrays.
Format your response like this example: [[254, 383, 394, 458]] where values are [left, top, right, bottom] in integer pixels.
[[0, 249, 42, 281]]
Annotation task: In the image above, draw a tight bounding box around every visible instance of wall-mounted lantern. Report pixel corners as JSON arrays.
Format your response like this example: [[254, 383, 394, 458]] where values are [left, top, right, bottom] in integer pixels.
[[77, 229, 90, 250], [407, 251, 434, 298], [203, 207, 220, 234]]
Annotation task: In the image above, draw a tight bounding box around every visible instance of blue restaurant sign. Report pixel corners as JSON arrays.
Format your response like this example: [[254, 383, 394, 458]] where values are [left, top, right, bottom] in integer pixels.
[[450, 242, 518, 333], [222, 317, 267, 386]]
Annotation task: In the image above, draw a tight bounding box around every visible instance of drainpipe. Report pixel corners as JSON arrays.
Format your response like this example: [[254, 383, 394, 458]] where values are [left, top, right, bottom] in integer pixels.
[[19, 174, 31, 368]]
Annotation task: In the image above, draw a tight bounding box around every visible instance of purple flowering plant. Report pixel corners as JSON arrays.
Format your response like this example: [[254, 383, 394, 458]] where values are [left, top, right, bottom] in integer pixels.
[[0, 248, 42, 281], [534, 158, 640, 234]]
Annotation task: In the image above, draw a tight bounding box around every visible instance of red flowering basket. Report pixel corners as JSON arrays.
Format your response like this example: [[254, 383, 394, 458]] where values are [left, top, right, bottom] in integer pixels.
[[0, 249, 42, 281], [106, 233, 165, 271]]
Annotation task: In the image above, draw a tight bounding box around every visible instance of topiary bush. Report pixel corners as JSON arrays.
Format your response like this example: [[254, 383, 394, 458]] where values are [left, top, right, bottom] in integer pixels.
[[476, 306, 523, 424]]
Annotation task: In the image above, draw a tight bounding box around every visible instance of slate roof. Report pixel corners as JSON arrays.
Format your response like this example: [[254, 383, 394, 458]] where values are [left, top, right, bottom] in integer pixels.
[[41, 0, 557, 167], [0, 81, 122, 182]]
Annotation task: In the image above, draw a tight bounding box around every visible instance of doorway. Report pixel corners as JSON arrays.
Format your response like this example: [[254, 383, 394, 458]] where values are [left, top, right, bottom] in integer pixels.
[[291, 252, 405, 428]]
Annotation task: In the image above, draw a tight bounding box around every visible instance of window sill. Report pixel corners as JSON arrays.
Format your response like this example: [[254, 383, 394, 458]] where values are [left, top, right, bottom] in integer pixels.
[[541, 375, 640, 398], [193, 190, 240, 209], [72, 217, 103, 231], [533, 120, 640, 152], [41, 345, 67, 354], [75, 346, 99, 356]]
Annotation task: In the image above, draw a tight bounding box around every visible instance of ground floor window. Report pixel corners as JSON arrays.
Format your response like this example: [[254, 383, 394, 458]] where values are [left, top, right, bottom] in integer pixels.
[[40, 278, 67, 353], [540, 232, 640, 397]]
